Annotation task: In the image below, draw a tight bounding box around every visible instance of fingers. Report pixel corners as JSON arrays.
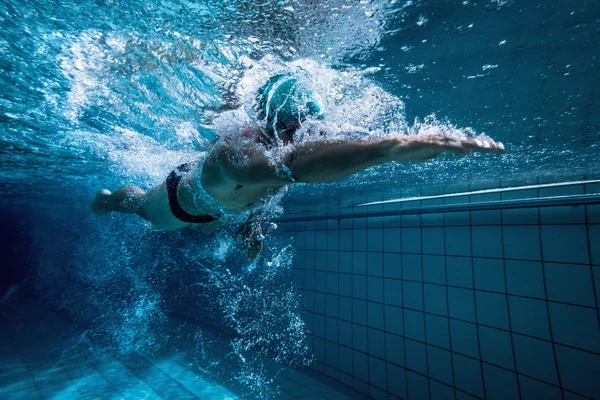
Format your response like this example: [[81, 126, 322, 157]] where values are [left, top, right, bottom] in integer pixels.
[[408, 133, 504, 159], [461, 137, 505, 153], [439, 136, 504, 157]]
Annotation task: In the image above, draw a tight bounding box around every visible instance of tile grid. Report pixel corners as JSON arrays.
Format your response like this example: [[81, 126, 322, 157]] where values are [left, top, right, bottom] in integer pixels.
[[420, 208, 433, 400], [334, 194, 343, 391], [584, 188, 600, 327], [469, 207, 488, 400], [3, 332, 44, 399], [14, 322, 92, 398], [401, 226, 409, 400], [499, 213, 524, 400], [285, 180, 600, 400], [367, 211, 377, 398], [300, 293, 600, 399], [535, 202, 565, 398], [299, 334, 592, 400], [382, 230, 391, 400], [297, 256, 599, 315], [41, 304, 184, 400], [13, 309, 122, 399], [300, 284, 600, 357], [444, 234, 458, 400], [1, 300, 367, 400]]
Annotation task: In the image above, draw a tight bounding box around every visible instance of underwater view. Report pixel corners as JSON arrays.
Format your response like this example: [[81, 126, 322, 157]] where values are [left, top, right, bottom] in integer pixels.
[[1, 0, 599, 399]]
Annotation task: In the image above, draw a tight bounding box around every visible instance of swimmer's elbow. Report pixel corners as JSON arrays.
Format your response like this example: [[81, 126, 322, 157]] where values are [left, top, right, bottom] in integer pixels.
[[217, 150, 291, 187], [215, 148, 249, 183], [238, 162, 294, 186]]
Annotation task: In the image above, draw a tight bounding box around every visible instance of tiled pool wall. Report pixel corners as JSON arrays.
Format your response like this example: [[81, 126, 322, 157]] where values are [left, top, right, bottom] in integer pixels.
[[277, 178, 600, 400]]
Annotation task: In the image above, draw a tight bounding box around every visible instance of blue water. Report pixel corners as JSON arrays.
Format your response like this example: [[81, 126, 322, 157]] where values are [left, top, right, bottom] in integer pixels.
[[1, 0, 599, 398]]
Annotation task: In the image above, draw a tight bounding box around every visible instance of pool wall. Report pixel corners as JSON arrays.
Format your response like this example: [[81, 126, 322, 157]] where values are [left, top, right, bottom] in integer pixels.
[[278, 178, 600, 399]]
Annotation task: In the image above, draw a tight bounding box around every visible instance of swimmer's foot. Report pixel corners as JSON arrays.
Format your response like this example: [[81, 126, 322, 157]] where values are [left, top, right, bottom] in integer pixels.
[[90, 189, 113, 215]]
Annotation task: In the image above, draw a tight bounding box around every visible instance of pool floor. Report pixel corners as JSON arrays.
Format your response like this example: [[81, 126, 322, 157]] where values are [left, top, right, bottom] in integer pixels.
[[0, 297, 364, 400]]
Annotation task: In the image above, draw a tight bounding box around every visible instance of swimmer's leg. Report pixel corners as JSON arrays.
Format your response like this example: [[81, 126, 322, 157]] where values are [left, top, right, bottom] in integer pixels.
[[90, 186, 147, 218]]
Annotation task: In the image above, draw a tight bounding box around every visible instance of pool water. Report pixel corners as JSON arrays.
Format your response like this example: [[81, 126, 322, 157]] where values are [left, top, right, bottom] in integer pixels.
[[0, 296, 366, 399], [1, 0, 599, 399]]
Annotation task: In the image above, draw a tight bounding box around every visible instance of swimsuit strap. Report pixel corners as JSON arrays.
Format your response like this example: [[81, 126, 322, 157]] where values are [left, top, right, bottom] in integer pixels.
[[166, 163, 220, 224]]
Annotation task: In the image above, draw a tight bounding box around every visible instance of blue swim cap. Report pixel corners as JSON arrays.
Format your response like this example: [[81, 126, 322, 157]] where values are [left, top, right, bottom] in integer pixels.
[[256, 73, 324, 137]]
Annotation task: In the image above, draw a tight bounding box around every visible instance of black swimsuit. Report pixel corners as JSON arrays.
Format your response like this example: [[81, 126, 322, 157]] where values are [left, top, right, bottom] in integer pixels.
[[166, 163, 220, 224]]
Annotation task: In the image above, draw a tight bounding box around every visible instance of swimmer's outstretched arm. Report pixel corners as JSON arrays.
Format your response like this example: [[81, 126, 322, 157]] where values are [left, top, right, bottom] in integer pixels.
[[286, 134, 504, 184], [214, 134, 504, 187]]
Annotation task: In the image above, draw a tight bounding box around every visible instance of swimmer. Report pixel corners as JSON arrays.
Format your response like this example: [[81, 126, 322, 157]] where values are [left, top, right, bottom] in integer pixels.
[[91, 74, 504, 260]]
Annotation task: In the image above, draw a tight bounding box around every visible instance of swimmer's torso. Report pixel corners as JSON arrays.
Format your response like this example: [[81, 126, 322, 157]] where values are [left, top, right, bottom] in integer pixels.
[[141, 128, 283, 231], [196, 147, 279, 213]]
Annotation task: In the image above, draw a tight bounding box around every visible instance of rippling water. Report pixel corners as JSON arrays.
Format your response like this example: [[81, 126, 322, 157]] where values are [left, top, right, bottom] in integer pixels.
[[0, 0, 399, 196], [2, 0, 598, 200], [1, 0, 599, 397]]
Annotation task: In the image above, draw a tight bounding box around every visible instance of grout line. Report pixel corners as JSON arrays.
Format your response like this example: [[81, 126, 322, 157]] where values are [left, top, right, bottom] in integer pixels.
[[300, 300, 600, 358], [500, 206, 523, 400], [400, 191, 411, 400], [6, 331, 45, 399], [10, 315, 89, 400], [538, 205, 566, 400], [294, 242, 598, 267], [468, 222, 488, 398], [313, 341, 595, 400], [280, 194, 600, 222], [36, 315, 128, 400], [420, 223, 432, 400], [293, 186, 600, 400], [402, 297, 409, 395], [353, 180, 600, 207], [334, 226, 342, 395], [584, 201, 600, 329], [35, 304, 148, 399], [469, 212, 488, 399], [297, 277, 600, 314], [284, 221, 600, 234], [376, 223, 390, 396], [443, 239, 458, 400], [364, 215, 371, 397], [311, 330, 595, 400]]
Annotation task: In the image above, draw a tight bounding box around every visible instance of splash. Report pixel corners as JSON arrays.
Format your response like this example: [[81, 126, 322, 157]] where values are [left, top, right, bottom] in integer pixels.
[[28, 179, 312, 398], [192, 240, 312, 398], [26, 47, 492, 396], [8, 0, 588, 398], [109, 293, 168, 356]]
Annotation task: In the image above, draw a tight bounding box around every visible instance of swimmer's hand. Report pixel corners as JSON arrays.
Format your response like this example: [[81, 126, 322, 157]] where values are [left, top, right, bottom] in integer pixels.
[[235, 217, 263, 261], [384, 134, 504, 162]]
